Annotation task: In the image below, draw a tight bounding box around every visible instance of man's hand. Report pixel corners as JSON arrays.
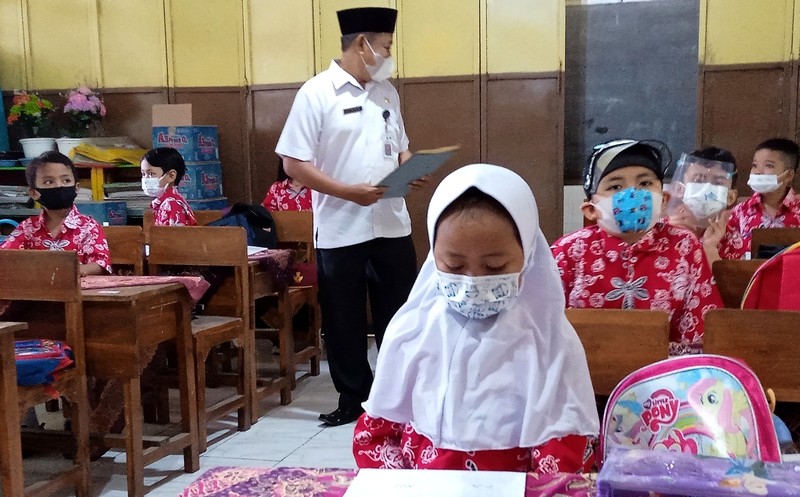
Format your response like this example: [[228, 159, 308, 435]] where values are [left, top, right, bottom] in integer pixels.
[[408, 175, 430, 192], [346, 183, 387, 206]]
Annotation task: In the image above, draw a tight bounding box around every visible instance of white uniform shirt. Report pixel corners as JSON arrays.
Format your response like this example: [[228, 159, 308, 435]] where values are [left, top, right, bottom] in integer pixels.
[[276, 60, 412, 249]]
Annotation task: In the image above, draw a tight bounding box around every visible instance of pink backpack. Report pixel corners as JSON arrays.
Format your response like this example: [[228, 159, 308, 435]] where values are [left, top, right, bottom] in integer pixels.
[[599, 355, 780, 466]]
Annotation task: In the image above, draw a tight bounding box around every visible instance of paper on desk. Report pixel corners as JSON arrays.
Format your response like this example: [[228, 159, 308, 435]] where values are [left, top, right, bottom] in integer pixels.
[[247, 245, 270, 256], [343, 468, 525, 497], [377, 145, 460, 198]]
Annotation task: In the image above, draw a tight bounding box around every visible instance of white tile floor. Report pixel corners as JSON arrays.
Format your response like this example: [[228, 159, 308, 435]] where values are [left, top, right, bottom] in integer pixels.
[[25, 349, 373, 497]]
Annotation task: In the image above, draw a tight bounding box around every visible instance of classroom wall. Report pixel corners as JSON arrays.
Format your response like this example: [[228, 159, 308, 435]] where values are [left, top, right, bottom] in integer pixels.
[[0, 0, 565, 262]]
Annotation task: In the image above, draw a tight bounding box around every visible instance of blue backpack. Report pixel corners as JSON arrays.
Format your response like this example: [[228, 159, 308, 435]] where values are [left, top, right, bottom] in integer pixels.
[[15, 339, 74, 386], [0, 218, 18, 243]]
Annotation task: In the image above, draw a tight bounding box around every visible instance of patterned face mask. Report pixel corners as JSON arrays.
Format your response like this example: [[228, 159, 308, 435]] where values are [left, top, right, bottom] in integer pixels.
[[681, 182, 728, 219], [595, 187, 661, 234], [436, 271, 520, 319]]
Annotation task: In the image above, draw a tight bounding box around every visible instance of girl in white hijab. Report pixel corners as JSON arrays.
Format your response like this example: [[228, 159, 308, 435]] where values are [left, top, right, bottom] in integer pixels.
[[353, 164, 599, 472]]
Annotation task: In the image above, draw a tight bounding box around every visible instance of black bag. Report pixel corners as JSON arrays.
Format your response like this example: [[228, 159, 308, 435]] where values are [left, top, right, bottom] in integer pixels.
[[208, 203, 278, 248]]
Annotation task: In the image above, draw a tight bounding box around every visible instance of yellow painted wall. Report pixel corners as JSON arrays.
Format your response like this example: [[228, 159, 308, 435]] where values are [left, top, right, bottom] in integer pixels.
[[0, 0, 567, 91], [0, 0, 26, 89], [485, 0, 563, 74], [248, 0, 315, 84], [27, 0, 99, 88], [702, 0, 793, 65], [98, 0, 167, 87]]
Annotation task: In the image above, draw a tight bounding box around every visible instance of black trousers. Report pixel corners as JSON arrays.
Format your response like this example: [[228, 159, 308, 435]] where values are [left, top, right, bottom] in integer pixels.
[[316, 235, 417, 410]]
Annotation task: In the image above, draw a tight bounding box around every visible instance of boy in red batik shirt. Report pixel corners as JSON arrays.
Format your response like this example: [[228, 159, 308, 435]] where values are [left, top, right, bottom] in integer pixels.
[[551, 140, 723, 356], [1, 151, 110, 275], [712, 138, 800, 260], [141, 147, 197, 226]]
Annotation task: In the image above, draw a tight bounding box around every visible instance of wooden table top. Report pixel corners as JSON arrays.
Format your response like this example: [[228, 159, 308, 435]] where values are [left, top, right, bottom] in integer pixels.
[[81, 283, 182, 302], [0, 321, 26, 334]]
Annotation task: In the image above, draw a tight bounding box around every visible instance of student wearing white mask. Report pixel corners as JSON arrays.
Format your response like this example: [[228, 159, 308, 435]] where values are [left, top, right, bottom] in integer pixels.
[[715, 138, 800, 260], [141, 147, 197, 226], [551, 139, 723, 356], [354, 164, 599, 472], [277, 7, 427, 427], [665, 148, 738, 264]]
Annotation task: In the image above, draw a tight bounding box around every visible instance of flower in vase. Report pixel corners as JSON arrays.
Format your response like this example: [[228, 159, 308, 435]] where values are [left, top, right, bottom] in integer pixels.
[[63, 86, 107, 138], [6, 91, 55, 138]]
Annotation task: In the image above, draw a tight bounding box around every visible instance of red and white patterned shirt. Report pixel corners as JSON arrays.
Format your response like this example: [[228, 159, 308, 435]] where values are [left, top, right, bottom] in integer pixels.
[[719, 189, 800, 260], [353, 414, 595, 473], [550, 222, 722, 356], [151, 186, 197, 226], [0, 205, 111, 272], [261, 179, 312, 212]]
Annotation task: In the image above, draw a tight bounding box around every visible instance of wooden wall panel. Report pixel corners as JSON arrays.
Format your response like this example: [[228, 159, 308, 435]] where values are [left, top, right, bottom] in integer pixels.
[[100, 89, 169, 149], [249, 85, 301, 203], [171, 88, 250, 203], [700, 65, 791, 195], [485, 75, 563, 242], [399, 77, 480, 263], [0, 0, 26, 89]]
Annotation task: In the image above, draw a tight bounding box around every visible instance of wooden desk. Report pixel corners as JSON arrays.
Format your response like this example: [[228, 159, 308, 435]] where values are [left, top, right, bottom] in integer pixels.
[[0, 322, 25, 497], [81, 283, 200, 497]]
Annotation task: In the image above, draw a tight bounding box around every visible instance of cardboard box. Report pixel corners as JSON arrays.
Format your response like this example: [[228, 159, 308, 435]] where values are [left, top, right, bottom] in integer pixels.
[[152, 126, 219, 163], [177, 162, 223, 200], [75, 201, 128, 226], [188, 196, 229, 211]]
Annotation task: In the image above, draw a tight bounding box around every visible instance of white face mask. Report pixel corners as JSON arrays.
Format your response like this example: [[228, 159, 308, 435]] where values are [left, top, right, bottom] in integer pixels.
[[681, 182, 728, 219], [363, 40, 394, 82], [142, 175, 167, 198], [747, 174, 782, 194], [436, 271, 520, 319]]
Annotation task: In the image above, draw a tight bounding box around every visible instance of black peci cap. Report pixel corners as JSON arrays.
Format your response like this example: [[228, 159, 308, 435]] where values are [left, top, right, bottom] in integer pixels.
[[583, 139, 672, 198], [337, 7, 397, 35]]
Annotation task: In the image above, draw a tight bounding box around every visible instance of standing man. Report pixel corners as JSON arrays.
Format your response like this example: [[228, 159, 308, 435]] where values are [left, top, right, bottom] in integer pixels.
[[276, 7, 420, 427]]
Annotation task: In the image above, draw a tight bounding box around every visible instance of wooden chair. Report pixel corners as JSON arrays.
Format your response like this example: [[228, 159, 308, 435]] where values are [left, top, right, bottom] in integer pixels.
[[704, 309, 800, 403], [712, 259, 766, 308], [147, 226, 253, 452], [565, 309, 670, 396], [143, 209, 223, 234], [104, 225, 145, 275], [260, 210, 321, 389], [751, 227, 800, 258], [0, 251, 90, 497]]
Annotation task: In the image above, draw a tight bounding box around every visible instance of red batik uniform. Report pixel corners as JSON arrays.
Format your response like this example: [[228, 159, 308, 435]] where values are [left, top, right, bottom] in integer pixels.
[[262, 179, 312, 212], [0, 205, 111, 272], [353, 414, 595, 473], [152, 186, 197, 226], [718, 189, 800, 260], [550, 222, 722, 356]]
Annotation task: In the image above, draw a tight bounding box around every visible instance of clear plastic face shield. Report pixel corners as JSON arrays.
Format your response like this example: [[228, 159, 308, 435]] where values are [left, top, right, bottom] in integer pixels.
[[583, 139, 672, 199], [666, 153, 736, 229]]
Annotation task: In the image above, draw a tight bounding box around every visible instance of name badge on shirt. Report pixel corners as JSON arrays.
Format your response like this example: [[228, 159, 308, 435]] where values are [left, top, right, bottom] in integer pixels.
[[343, 106, 362, 115]]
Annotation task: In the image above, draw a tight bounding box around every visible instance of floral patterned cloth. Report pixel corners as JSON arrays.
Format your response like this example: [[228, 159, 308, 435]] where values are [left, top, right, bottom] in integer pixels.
[[249, 248, 296, 292], [550, 222, 723, 356], [80, 275, 211, 304], [152, 186, 198, 226], [719, 189, 800, 259], [0, 205, 111, 272], [179, 466, 596, 497], [262, 179, 312, 212], [353, 414, 595, 473]]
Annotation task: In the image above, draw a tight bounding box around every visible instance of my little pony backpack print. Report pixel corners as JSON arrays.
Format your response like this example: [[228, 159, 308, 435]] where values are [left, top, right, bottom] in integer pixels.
[[599, 355, 780, 466]]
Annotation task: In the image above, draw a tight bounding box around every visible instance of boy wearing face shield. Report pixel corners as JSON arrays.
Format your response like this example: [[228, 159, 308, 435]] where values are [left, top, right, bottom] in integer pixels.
[[714, 138, 800, 260], [551, 140, 723, 356], [665, 148, 738, 264]]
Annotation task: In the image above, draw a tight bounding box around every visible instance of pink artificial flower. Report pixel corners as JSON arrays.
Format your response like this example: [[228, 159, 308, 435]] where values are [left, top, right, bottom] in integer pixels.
[[77, 86, 93, 96]]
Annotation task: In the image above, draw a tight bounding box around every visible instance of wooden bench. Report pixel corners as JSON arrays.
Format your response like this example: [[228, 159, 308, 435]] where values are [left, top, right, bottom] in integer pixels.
[[105, 225, 145, 275], [143, 209, 223, 237], [711, 259, 766, 308], [147, 226, 253, 452], [704, 309, 800, 403], [0, 251, 90, 497], [565, 308, 670, 396], [751, 227, 800, 259]]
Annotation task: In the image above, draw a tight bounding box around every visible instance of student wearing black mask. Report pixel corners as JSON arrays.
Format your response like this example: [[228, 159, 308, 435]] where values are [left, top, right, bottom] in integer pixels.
[[0, 150, 110, 276]]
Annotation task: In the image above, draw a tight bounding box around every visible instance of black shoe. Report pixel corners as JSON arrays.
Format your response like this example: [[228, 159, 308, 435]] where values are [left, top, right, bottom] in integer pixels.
[[319, 406, 364, 427]]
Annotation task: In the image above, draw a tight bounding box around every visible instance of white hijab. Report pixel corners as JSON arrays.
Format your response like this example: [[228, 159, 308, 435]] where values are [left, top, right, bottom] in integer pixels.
[[362, 164, 599, 451]]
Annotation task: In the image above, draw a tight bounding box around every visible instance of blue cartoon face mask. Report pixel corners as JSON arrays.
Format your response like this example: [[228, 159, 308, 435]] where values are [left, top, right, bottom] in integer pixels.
[[436, 271, 520, 319], [595, 187, 662, 234]]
